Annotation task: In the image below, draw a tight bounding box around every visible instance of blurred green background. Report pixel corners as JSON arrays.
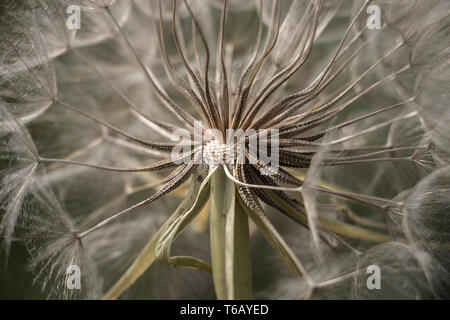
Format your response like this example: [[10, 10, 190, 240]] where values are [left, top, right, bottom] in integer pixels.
[[0, 242, 45, 299]]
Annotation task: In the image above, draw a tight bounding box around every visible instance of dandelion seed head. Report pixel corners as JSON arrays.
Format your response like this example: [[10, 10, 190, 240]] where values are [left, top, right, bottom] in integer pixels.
[[202, 140, 235, 167], [0, 0, 449, 299]]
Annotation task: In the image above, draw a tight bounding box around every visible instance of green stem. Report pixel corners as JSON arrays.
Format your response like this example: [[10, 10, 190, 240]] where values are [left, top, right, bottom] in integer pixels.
[[102, 227, 161, 300], [210, 167, 252, 300], [103, 180, 210, 300], [266, 190, 389, 243]]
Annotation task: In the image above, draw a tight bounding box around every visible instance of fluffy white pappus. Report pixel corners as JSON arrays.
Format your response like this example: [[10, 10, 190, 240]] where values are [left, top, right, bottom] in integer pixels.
[[403, 166, 450, 295], [0, 104, 39, 258], [0, 0, 76, 73], [0, 0, 449, 300], [270, 242, 444, 299]]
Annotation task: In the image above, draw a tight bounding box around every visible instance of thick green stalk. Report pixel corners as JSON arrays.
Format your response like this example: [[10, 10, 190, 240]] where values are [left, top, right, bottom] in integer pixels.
[[210, 167, 252, 300]]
